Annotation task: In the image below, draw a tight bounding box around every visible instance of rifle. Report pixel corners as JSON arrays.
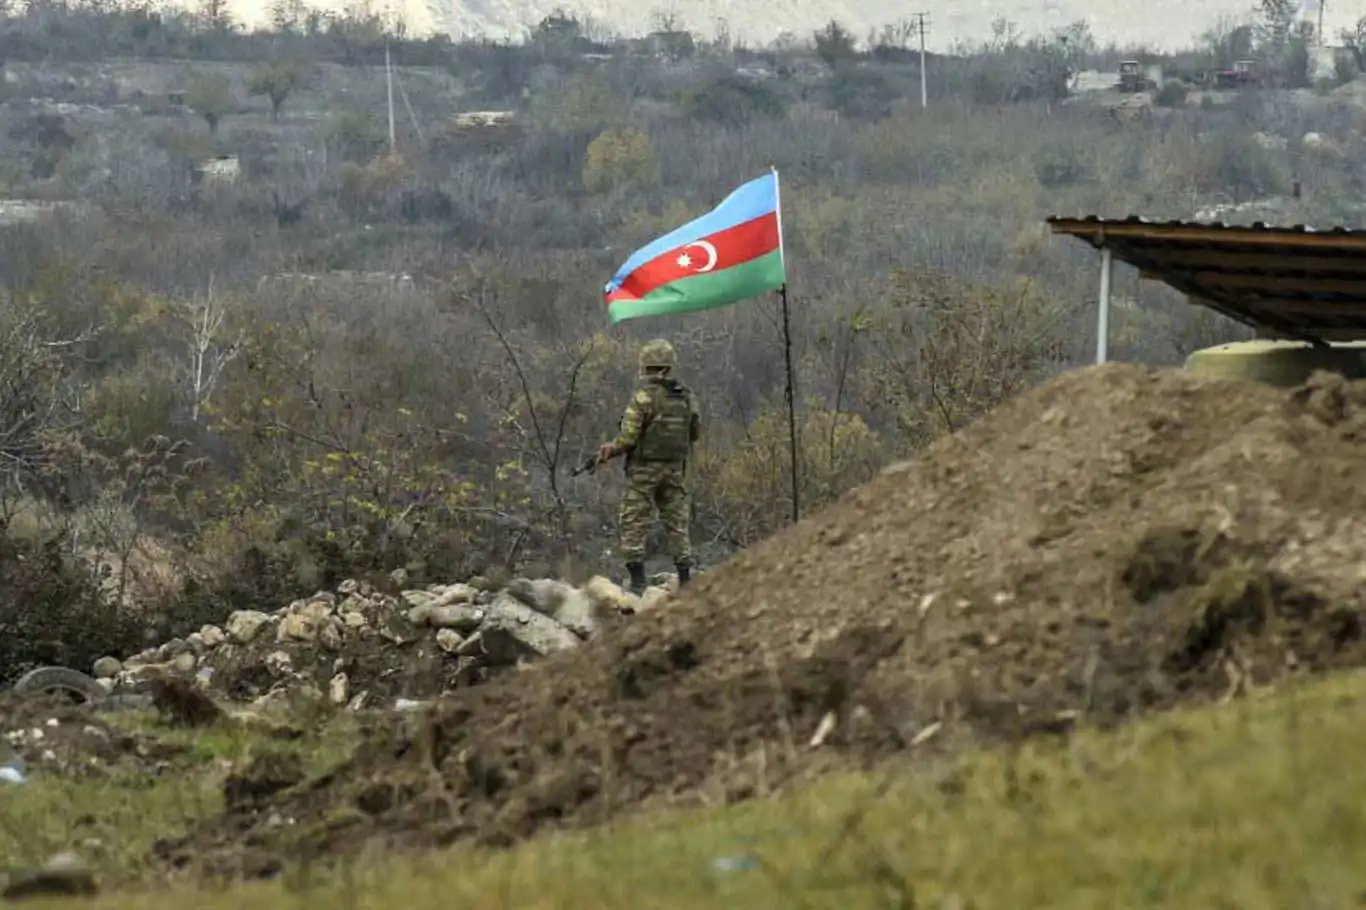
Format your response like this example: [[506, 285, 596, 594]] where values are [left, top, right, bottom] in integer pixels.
[[570, 453, 600, 477]]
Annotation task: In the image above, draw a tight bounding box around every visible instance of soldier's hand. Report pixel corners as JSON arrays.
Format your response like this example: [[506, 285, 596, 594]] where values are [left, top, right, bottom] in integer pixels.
[[597, 442, 616, 464]]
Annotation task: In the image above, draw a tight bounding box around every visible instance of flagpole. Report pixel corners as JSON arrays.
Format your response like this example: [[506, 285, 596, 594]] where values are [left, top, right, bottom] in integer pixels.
[[779, 283, 800, 525], [772, 165, 800, 525]]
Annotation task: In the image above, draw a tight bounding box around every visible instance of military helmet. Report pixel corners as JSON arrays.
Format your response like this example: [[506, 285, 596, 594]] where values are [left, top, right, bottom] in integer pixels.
[[638, 338, 677, 371]]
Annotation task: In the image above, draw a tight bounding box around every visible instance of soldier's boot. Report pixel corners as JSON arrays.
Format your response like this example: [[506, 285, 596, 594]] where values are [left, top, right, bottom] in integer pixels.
[[625, 562, 647, 595], [676, 562, 691, 588]]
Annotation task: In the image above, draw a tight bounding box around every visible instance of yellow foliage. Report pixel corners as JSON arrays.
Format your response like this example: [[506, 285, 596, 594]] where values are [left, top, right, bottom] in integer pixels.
[[859, 270, 1068, 445], [86, 374, 179, 444], [583, 127, 660, 193], [695, 405, 884, 545], [532, 72, 620, 132], [338, 154, 409, 210]]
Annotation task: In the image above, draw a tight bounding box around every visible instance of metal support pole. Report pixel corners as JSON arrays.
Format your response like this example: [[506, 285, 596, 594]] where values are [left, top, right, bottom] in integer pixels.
[[385, 43, 397, 153], [1097, 245, 1112, 364], [917, 13, 928, 108], [779, 283, 800, 524]]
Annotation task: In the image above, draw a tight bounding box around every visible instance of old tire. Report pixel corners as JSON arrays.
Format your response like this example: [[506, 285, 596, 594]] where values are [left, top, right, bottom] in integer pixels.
[[11, 667, 107, 705], [1184, 340, 1366, 387]]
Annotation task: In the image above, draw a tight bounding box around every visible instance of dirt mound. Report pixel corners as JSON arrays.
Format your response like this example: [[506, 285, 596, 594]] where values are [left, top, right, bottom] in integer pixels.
[[155, 364, 1366, 877]]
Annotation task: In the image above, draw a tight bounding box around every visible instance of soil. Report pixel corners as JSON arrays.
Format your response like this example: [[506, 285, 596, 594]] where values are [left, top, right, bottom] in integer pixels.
[[0, 693, 192, 778], [154, 364, 1366, 878]]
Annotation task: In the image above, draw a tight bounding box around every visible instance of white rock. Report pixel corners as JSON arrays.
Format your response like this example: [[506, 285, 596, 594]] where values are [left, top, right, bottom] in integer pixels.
[[640, 586, 671, 612], [337, 594, 369, 615], [169, 652, 197, 673], [277, 613, 317, 642], [407, 602, 485, 632], [296, 598, 335, 621], [433, 583, 478, 606], [340, 611, 368, 631], [435, 628, 464, 653], [582, 576, 633, 611], [328, 673, 349, 705], [91, 657, 121, 679], [44, 850, 86, 873], [264, 651, 293, 677], [481, 593, 582, 655], [200, 625, 226, 648], [157, 639, 188, 660], [400, 589, 435, 609], [318, 619, 344, 651], [505, 578, 572, 614], [226, 610, 272, 645], [554, 587, 598, 638]]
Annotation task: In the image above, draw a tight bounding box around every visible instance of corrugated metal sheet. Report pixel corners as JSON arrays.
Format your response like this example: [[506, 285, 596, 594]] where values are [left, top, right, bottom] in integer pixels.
[[1045, 214, 1366, 236], [1045, 214, 1366, 344]]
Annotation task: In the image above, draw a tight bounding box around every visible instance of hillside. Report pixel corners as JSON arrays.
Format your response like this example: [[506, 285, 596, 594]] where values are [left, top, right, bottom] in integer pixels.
[[193, 0, 1346, 50]]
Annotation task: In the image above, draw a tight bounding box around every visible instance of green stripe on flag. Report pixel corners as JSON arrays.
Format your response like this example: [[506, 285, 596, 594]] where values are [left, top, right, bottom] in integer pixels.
[[608, 250, 786, 325]]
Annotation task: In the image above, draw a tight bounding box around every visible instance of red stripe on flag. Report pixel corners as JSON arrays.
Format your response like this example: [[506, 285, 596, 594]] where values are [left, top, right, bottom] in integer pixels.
[[607, 213, 780, 303]]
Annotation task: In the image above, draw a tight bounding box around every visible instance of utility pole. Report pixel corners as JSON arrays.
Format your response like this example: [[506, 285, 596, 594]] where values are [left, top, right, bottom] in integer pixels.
[[384, 0, 397, 154], [914, 12, 929, 107], [1319, 0, 1325, 47], [385, 42, 396, 153]]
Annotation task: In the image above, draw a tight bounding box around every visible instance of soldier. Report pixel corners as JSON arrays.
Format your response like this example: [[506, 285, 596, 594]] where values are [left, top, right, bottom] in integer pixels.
[[596, 338, 700, 595]]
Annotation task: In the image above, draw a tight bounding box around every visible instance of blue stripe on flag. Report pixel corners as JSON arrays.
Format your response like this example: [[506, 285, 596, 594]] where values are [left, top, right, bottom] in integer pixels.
[[606, 172, 778, 294]]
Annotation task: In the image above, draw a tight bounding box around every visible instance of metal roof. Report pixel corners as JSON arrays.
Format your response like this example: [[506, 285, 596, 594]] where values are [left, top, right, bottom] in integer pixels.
[[1046, 215, 1366, 344]]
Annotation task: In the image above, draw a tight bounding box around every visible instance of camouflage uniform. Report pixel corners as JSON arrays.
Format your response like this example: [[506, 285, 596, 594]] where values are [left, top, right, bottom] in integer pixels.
[[605, 339, 700, 593]]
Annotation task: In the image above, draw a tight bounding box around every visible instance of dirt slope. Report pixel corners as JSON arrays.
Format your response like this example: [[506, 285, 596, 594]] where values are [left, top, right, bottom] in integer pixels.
[[156, 363, 1366, 878]]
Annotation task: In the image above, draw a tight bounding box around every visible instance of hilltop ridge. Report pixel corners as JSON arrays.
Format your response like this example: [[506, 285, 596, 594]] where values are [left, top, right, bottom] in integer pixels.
[[189, 0, 1346, 51]]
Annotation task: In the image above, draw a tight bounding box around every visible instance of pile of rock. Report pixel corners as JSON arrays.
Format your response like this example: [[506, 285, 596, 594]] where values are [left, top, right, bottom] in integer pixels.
[[91, 573, 678, 710]]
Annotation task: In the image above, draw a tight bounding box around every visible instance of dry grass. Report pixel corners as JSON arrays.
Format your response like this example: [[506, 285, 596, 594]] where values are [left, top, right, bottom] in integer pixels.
[[4, 668, 1366, 907]]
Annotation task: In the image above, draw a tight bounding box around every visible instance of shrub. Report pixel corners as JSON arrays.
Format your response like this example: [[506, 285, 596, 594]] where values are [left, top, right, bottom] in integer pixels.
[[1154, 79, 1188, 107], [1034, 144, 1090, 187], [583, 127, 659, 193], [0, 529, 145, 683]]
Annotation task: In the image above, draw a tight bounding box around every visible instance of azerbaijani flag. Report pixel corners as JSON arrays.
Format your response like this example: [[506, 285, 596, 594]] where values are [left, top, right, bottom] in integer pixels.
[[604, 170, 786, 324]]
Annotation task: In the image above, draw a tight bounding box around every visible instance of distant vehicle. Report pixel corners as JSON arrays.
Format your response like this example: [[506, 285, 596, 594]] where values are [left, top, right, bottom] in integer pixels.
[[1212, 59, 1261, 89], [1116, 60, 1159, 93]]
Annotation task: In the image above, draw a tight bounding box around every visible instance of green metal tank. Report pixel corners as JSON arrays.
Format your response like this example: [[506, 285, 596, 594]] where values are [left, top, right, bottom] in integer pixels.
[[1183, 340, 1366, 387]]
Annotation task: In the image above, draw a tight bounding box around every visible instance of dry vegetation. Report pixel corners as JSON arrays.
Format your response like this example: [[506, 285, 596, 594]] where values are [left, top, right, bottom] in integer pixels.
[[1, 0, 1366, 903], [7, 1, 1364, 675]]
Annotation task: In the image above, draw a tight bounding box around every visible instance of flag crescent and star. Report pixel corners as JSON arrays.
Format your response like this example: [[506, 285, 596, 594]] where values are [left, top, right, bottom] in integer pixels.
[[603, 171, 787, 324], [678, 240, 718, 273]]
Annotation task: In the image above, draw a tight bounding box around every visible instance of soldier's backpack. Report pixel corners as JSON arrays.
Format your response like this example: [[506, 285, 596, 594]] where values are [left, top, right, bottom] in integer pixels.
[[634, 379, 693, 462]]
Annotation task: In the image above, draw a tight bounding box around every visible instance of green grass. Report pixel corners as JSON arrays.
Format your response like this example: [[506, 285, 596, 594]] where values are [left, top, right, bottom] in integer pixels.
[[0, 710, 362, 885], [8, 671, 1366, 908]]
